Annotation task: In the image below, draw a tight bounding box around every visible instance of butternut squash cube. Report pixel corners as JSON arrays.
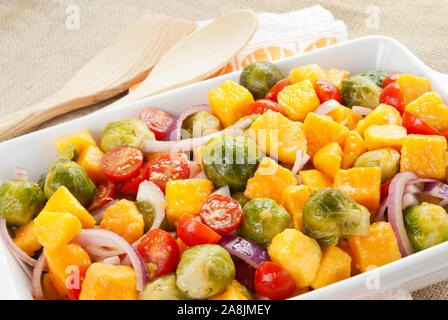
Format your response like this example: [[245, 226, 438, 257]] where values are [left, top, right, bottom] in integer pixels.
[[278, 80, 321, 121], [53, 129, 97, 154], [323, 68, 349, 89], [341, 131, 366, 169], [299, 170, 333, 192], [166, 179, 214, 224], [400, 134, 447, 179], [337, 239, 361, 276], [334, 167, 381, 212], [209, 80, 254, 127], [244, 158, 297, 204], [311, 246, 351, 290], [328, 105, 363, 130], [313, 142, 342, 179], [249, 110, 307, 164], [13, 220, 41, 257], [99, 199, 144, 243], [42, 186, 95, 229], [35, 212, 82, 249], [42, 273, 63, 300], [347, 222, 401, 273], [355, 104, 402, 136], [76, 145, 107, 184], [79, 263, 137, 300], [209, 280, 251, 300], [288, 64, 325, 85], [405, 92, 448, 132], [281, 185, 311, 232], [364, 125, 407, 151], [397, 73, 431, 105], [268, 229, 322, 288]]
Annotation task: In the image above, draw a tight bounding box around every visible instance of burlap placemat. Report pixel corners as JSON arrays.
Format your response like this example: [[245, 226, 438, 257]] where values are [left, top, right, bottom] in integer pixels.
[[1, 0, 448, 299]]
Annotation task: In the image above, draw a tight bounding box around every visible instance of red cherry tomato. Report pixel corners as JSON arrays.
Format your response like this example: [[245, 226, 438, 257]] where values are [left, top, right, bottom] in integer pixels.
[[200, 194, 243, 234], [245, 99, 284, 116], [88, 180, 115, 211], [314, 80, 342, 104], [380, 180, 392, 202], [381, 72, 402, 88], [67, 264, 91, 300], [100, 146, 144, 182], [254, 261, 296, 300], [136, 229, 180, 280], [177, 214, 221, 246], [116, 162, 150, 195], [265, 79, 292, 102], [379, 82, 405, 114], [149, 153, 190, 192], [402, 111, 443, 136], [139, 107, 174, 140]]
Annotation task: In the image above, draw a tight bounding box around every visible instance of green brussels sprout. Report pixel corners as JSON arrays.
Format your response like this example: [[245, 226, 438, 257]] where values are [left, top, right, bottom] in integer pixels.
[[232, 192, 250, 208], [404, 202, 448, 251], [303, 188, 370, 246], [354, 148, 400, 183], [135, 200, 174, 232], [0, 180, 45, 227], [139, 274, 190, 300], [44, 158, 96, 206], [37, 173, 47, 191], [239, 198, 292, 247], [100, 119, 155, 152], [182, 111, 222, 138], [202, 136, 262, 192], [176, 244, 235, 299], [239, 62, 284, 99], [340, 75, 382, 109], [358, 71, 389, 87], [57, 143, 78, 161]]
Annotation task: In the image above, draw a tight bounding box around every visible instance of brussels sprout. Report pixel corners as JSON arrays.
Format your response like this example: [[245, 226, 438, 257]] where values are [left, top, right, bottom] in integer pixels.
[[404, 202, 448, 251], [239, 198, 292, 247], [176, 244, 235, 299], [340, 75, 382, 109], [44, 158, 96, 206], [57, 142, 78, 161], [100, 119, 155, 152], [135, 200, 174, 232], [182, 111, 222, 138], [303, 188, 370, 246], [139, 274, 190, 300], [202, 136, 262, 192], [358, 71, 389, 87], [37, 173, 47, 191], [231, 192, 250, 208], [354, 148, 400, 183], [0, 180, 45, 227], [239, 62, 284, 99]]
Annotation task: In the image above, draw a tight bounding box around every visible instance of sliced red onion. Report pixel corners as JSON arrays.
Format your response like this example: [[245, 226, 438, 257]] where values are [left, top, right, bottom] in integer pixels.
[[32, 253, 46, 300], [14, 167, 28, 181], [422, 181, 448, 199], [352, 105, 372, 116], [142, 118, 253, 153], [90, 199, 119, 224], [314, 99, 340, 115], [402, 193, 419, 209], [291, 150, 310, 176], [193, 171, 207, 179], [218, 235, 270, 269], [137, 181, 167, 231], [387, 172, 417, 257], [84, 245, 124, 261], [71, 229, 147, 291], [164, 104, 211, 141], [212, 185, 231, 197], [439, 199, 448, 207], [404, 184, 422, 195], [100, 256, 120, 266], [374, 196, 388, 222]]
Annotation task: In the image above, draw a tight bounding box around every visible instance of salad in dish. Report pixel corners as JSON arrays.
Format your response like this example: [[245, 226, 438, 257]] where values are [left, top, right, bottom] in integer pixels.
[[1, 61, 448, 300]]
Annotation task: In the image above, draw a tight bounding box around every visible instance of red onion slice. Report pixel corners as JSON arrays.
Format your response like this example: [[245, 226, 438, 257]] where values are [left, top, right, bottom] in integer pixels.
[[31, 253, 46, 300], [291, 150, 310, 176], [164, 104, 211, 141], [218, 235, 270, 268], [374, 196, 388, 222], [90, 199, 119, 224], [352, 105, 372, 116], [84, 245, 124, 261], [14, 167, 28, 181], [137, 181, 167, 231], [193, 171, 207, 179], [100, 256, 120, 266], [314, 99, 340, 115], [402, 193, 419, 209], [422, 181, 448, 199], [212, 185, 231, 197]]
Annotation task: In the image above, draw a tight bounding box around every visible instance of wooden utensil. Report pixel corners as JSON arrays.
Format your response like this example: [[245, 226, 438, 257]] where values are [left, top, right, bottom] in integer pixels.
[[0, 14, 197, 140], [104, 9, 258, 108]]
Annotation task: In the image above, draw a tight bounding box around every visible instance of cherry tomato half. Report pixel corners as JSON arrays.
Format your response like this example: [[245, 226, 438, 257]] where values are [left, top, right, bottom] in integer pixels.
[[314, 80, 342, 104], [149, 153, 190, 192], [254, 261, 296, 300], [116, 161, 150, 195], [265, 79, 292, 103], [136, 229, 180, 281], [245, 99, 285, 116], [67, 264, 91, 300], [200, 194, 243, 234], [88, 179, 115, 211], [381, 72, 402, 89], [139, 107, 174, 140], [379, 82, 405, 114], [402, 111, 442, 136], [177, 214, 221, 246], [100, 146, 144, 182]]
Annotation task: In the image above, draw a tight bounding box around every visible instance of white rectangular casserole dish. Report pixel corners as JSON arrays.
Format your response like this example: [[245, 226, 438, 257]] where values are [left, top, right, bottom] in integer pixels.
[[1, 35, 448, 300]]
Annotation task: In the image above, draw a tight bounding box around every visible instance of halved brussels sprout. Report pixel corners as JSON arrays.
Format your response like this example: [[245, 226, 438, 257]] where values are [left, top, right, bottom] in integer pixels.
[[139, 274, 190, 300], [354, 148, 400, 183], [57, 142, 79, 161], [176, 244, 235, 299], [100, 119, 155, 152], [182, 111, 222, 138], [202, 136, 263, 192], [340, 75, 382, 109], [231, 192, 250, 208], [303, 188, 370, 246], [135, 200, 174, 232], [239, 62, 284, 99], [404, 202, 448, 251], [37, 173, 47, 191], [239, 198, 292, 247], [0, 180, 45, 227], [358, 71, 389, 87]]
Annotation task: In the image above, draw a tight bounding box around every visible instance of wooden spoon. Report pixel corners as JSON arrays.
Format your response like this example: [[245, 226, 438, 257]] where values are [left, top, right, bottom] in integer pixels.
[[105, 9, 258, 108], [0, 14, 197, 140]]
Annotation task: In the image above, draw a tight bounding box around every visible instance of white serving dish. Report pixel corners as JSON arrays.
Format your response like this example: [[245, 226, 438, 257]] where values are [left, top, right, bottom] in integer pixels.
[[1, 36, 448, 300]]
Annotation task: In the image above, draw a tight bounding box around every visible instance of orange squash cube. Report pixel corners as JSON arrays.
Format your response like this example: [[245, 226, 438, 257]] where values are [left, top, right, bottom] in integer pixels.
[[397, 73, 431, 105], [328, 105, 363, 130], [299, 170, 333, 192], [34, 212, 82, 249], [405, 92, 448, 132], [355, 104, 402, 136], [76, 145, 107, 184], [281, 185, 311, 232], [347, 222, 401, 273], [42, 273, 63, 300], [311, 246, 351, 290], [13, 220, 41, 257], [364, 125, 407, 151], [209, 280, 251, 300], [313, 142, 342, 179], [334, 167, 381, 212], [341, 131, 366, 169], [53, 129, 97, 154], [288, 64, 325, 85], [278, 80, 321, 121], [337, 239, 361, 276], [323, 68, 349, 89], [400, 134, 447, 179]]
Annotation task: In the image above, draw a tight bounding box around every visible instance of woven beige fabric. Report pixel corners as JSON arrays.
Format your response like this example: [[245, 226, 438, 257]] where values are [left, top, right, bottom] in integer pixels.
[[1, 0, 448, 299]]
